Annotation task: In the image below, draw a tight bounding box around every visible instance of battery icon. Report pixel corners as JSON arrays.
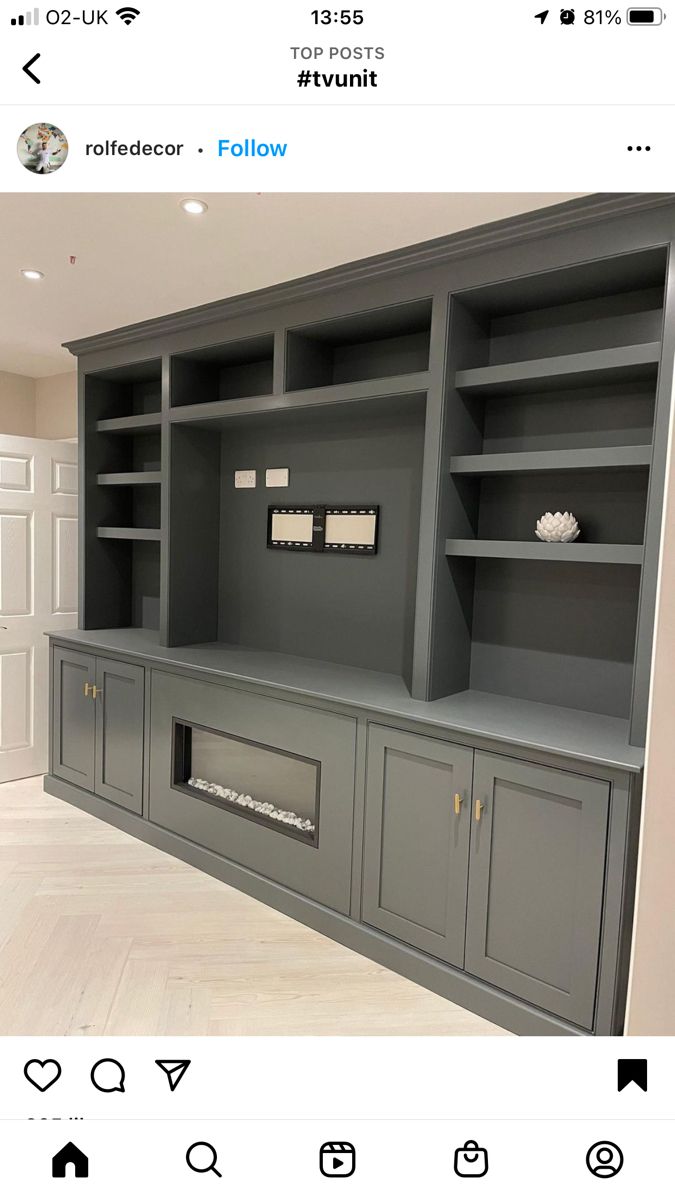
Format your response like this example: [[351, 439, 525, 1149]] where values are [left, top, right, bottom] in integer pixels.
[[627, 7, 663, 21]]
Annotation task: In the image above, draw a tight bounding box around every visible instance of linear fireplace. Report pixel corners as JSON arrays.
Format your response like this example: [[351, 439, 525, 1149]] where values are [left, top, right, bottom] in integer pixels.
[[172, 719, 320, 844]]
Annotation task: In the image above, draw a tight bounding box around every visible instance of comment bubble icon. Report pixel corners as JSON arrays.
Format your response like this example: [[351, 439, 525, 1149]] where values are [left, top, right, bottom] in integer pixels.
[[90, 1058, 126, 1093]]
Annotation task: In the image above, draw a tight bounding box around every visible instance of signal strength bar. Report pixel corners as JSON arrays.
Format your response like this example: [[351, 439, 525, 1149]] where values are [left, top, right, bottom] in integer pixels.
[[11, 7, 39, 24]]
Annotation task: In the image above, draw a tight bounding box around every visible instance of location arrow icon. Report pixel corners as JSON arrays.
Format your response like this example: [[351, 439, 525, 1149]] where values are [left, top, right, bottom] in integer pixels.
[[155, 1059, 191, 1092], [535, 9, 549, 21]]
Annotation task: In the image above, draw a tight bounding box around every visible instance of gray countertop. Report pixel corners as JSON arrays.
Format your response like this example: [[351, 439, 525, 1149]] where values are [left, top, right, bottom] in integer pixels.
[[48, 627, 645, 774]]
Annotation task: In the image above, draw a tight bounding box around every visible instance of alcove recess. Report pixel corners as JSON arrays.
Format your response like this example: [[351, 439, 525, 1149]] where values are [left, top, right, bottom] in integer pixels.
[[82, 359, 162, 632], [163, 300, 432, 689], [432, 247, 666, 721]]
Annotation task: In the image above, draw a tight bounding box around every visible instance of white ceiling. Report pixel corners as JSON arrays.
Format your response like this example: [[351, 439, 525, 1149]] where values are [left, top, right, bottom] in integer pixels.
[[0, 192, 584, 377]]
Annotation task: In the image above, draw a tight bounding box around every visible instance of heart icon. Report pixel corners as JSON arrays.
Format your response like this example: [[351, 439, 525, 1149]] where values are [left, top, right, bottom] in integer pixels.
[[24, 1059, 62, 1092]]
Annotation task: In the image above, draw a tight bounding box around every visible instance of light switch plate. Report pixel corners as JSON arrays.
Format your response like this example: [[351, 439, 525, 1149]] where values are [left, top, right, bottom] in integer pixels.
[[234, 470, 256, 489], [266, 468, 290, 488]]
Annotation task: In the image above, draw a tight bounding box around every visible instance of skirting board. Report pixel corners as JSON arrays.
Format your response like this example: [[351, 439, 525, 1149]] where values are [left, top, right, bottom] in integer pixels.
[[44, 773, 588, 1038]]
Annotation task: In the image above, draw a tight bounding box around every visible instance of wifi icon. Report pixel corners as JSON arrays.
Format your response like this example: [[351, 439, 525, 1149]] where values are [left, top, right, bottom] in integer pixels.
[[116, 6, 140, 23]]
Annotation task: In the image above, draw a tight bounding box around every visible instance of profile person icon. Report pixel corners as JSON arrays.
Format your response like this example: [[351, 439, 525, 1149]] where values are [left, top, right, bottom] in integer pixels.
[[586, 1141, 624, 1178]]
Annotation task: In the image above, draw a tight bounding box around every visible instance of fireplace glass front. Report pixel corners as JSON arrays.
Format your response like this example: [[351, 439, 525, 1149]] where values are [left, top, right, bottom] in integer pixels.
[[173, 720, 320, 844]]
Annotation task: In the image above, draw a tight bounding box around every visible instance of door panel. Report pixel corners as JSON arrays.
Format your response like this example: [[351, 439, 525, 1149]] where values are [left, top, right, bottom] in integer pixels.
[[362, 725, 474, 966], [465, 752, 610, 1029], [52, 646, 96, 790], [94, 658, 145, 814], [0, 435, 78, 783]]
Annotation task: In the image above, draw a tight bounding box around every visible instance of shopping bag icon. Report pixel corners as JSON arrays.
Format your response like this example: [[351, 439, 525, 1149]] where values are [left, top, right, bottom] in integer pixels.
[[454, 1139, 489, 1177]]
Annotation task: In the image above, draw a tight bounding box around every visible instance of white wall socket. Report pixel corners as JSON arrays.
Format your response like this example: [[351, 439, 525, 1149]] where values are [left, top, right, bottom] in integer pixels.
[[265, 468, 290, 488], [234, 470, 256, 489]]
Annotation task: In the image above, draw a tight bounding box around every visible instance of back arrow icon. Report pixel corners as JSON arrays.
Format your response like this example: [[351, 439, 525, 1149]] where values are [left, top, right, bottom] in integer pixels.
[[23, 53, 41, 83]]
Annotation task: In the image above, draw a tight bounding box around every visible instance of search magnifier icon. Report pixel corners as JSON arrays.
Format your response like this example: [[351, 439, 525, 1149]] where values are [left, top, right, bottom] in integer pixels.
[[186, 1142, 222, 1178]]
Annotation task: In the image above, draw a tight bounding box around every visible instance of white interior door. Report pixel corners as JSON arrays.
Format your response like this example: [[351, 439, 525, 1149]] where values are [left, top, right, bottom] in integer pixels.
[[0, 434, 78, 783]]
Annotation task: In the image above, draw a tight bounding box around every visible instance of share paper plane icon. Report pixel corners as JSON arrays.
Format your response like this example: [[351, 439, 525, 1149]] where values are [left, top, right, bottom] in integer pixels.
[[155, 1059, 191, 1092]]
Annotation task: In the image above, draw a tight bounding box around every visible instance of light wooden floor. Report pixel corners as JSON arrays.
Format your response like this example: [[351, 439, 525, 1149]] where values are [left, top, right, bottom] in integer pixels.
[[0, 776, 508, 1036]]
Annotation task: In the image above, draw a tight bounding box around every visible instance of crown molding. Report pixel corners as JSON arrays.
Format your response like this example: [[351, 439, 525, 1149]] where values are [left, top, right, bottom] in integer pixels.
[[64, 193, 675, 357]]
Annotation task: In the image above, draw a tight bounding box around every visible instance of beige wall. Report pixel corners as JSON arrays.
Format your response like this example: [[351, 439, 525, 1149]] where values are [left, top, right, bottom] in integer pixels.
[[35, 372, 78, 440], [0, 370, 77, 439], [0, 371, 36, 437], [627, 382, 675, 1034]]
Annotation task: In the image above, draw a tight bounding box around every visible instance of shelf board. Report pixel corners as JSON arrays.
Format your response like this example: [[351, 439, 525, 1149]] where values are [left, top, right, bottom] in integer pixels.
[[97, 527, 161, 541], [168, 371, 430, 427], [445, 539, 643, 564], [96, 413, 162, 434], [450, 445, 652, 476], [454, 343, 661, 396], [96, 471, 162, 486]]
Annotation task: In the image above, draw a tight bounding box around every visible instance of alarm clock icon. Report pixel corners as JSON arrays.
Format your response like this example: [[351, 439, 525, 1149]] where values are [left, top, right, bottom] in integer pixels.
[[560, 8, 576, 21]]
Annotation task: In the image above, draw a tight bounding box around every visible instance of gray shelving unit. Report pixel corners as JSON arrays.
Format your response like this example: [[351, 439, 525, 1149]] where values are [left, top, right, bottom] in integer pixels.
[[47, 195, 675, 1036]]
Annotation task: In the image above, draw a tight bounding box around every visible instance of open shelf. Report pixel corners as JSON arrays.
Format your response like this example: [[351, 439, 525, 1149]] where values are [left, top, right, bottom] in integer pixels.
[[445, 539, 643, 564], [171, 334, 275, 407], [86, 358, 162, 419], [449, 445, 652, 475], [454, 343, 661, 396], [430, 246, 667, 723], [166, 396, 426, 689], [97, 471, 162, 486], [286, 299, 432, 391], [169, 373, 429, 429], [97, 527, 162, 541], [96, 414, 162, 435]]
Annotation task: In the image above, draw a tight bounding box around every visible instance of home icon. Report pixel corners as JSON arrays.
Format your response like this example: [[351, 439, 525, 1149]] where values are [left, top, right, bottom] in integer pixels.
[[52, 1142, 89, 1178]]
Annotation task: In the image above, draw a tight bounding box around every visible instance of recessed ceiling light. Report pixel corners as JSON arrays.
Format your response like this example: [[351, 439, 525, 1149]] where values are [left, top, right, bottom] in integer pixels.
[[21, 268, 44, 280], [180, 198, 208, 215]]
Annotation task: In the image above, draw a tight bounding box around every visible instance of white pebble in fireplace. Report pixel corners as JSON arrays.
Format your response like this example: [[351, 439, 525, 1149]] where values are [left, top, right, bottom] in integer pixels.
[[187, 777, 316, 836]]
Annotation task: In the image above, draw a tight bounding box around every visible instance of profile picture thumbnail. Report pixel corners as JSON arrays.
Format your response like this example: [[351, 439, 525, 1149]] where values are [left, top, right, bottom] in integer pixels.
[[17, 122, 69, 174]]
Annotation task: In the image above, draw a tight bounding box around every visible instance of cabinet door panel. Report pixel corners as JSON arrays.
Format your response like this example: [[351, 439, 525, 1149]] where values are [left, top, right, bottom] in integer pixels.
[[362, 725, 473, 967], [52, 646, 96, 791], [465, 752, 610, 1029], [94, 658, 144, 814]]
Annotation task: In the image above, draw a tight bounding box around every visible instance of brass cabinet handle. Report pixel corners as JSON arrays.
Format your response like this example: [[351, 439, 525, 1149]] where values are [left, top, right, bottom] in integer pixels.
[[84, 682, 93, 697], [454, 793, 463, 816], [92, 686, 103, 700], [475, 799, 485, 822]]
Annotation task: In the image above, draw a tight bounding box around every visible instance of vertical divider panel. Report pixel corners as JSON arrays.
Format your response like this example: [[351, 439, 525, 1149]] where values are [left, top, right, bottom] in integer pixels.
[[630, 240, 675, 745], [409, 292, 449, 700], [426, 298, 489, 701], [273, 328, 286, 395], [159, 354, 171, 644]]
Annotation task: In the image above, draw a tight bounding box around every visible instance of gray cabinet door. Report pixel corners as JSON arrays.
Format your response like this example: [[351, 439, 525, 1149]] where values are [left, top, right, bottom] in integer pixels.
[[52, 646, 96, 791], [94, 658, 145, 814], [362, 725, 474, 967], [465, 752, 610, 1029]]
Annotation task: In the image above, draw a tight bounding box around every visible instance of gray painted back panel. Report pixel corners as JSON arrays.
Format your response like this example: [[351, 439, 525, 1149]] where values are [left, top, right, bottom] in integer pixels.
[[469, 559, 641, 718], [465, 752, 610, 1028], [216, 406, 425, 681]]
